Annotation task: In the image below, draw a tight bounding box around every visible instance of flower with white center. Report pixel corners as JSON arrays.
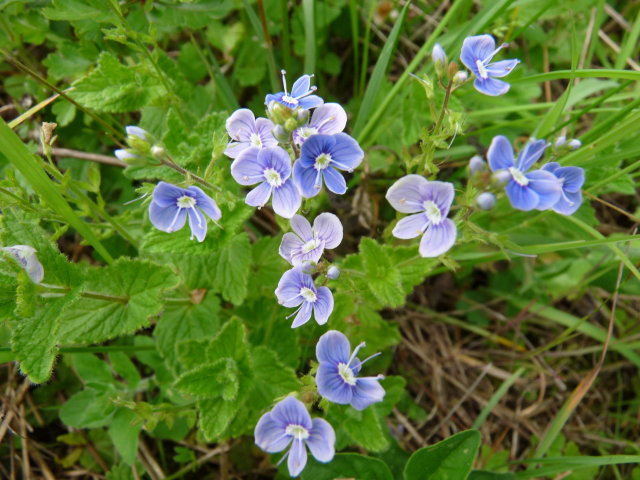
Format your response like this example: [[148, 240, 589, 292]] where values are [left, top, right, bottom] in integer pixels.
[[292, 103, 347, 147], [224, 108, 278, 159], [254, 396, 335, 478], [230, 146, 302, 218], [487, 135, 562, 211], [148, 182, 221, 242], [2, 245, 44, 284], [279, 213, 343, 267], [460, 34, 520, 96], [315, 330, 385, 410], [541, 162, 585, 215], [386, 175, 458, 258], [275, 267, 333, 328], [265, 70, 324, 111]]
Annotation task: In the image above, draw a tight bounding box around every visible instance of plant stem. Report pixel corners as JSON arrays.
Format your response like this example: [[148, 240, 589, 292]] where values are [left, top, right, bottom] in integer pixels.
[[160, 157, 220, 192], [434, 80, 453, 134]]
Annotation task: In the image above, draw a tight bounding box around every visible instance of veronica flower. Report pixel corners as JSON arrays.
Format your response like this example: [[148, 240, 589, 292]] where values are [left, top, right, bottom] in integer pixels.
[[231, 146, 301, 218], [279, 213, 343, 267], [292, 103, 347, 147], [542, 162, 585, 215], [275, 267, 333, 328], [265, 70, 324, 111], [460, 34, 520, 96], [254, 396, 335, 477], [125, 125, 151, 142], [2, 245, 44, 284], [114, 149, 140, 163], [148, 182, 221, 242], [293, 134, 364, 198], [386, 175, 457, 258], [487, 135, 561, 211], [315, 330, 385, 410], [224, 109, 278, 159]]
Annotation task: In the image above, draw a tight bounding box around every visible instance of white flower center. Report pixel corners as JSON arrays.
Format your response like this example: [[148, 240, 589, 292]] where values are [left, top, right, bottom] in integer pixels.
[[315, 153, 332, 170], [282, 95, 299, 105], [177, 195, 196, 208], [509, 167, 529, 186], [264, 168, 283, 187], [476, 59, 488, 79], [423, 200, 442, 224], [301, 238, 321, 254], [285, 424, 310, 440], [250, 133, 262, 147], [299, 287, 317, 302], [338, 363, 357, 386], [298, 126, 318, 140]]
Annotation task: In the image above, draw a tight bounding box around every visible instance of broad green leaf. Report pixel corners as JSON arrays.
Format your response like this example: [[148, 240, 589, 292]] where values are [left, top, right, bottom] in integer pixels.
[[174, 358, 239, 400], [197, 397, 238, 441], [108, 408, 142, 465], [205, 317, 250, 363], [176, 339, 209, 371], [359, 238, 405, 307], [109, 352, 141, 388], [71, 353, 115, 387], [250, 346, 301, 410], [469, 471, 516, 480], [302, 453, 394, 480], [59, 388, 117, 429], [343, 406, 389, 453], [215, 233, 251, 305], [58, 258, 179, 344], [404, 430, 481, 480]]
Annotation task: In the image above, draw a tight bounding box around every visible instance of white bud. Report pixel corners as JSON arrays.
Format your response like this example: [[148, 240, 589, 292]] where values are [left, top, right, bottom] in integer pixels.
[[327, 266, 340, 280], [568, 139, 581, 150], [452, 71, 468, 86], [475, 192, 496, 210], [492, 170, 511, 186], [469, 155, 487, 175], [2, 245, 44, 284]]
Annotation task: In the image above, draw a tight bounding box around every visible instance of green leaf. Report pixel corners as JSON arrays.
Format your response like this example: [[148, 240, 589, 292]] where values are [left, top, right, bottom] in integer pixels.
[[197, 397, 238, 441], [343, 406, 389, 453], [70, 52, 163, 113], [42, 0, 117, 22], [302, 453, 394, 480], [176, 339, 209, 371], [108, 408, 142, 465], [58, 258, 179, 344], [71, 353, 115, 387], [59, 388, 117, 429], [215, 233, 251, 305], [174, 358, 239, 400], [359, 238, 405, 307], [469, 471, 516, 480], [250, 346, 301, 410], [404, 430, 481, 480], [109, 352, 141, 388]]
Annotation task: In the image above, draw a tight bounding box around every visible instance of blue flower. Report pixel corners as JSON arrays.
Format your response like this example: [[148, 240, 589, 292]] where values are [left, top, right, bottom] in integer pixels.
[[293, 133, 364, 198], [292, 103, 347, 147], [386, 175, 457, 257], [148, 182, 221, 242], [224, 108, 278, 159], [230, 146, 301, 219], [460, 34, 520, 96], [265, 70, 324, 110], [487, 135, 562, 211], [542, 162, 585, 215], [279, 213, 343, 267], [2, 245, 44, 284], [432, 43, 447, 76], [275, 267, 333, 328], [315, 330, 385, 411], [254, 396, 335, 478]]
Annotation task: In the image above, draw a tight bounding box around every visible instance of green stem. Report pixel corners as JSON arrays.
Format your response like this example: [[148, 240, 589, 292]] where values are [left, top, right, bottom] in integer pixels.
[[160, 156, 220, 192], [434, 80, 453, 134]]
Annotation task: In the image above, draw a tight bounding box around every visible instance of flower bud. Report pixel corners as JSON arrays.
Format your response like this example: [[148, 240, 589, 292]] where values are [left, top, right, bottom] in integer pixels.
[[492, 169, 511, 186], [267, 101, 293, 125], [447, 61, 459, 79], [432, 43, 447, 77], [273, 125, 290, 143], [301, 260, 317, 275], [475, 192, 496, 210], [452, 71, 468, 86], [295, 108, 310, 125], [568, 139, 581, 150], [554, 136, 567, 147], [115, 149, 147, 166], [469, 155, 486, 175], [284, 117, 298, 132], [126, 126, 151, 142], [2, 245, 44, 284], [151, 145, 165, 158], [326, 266, 340, 280]]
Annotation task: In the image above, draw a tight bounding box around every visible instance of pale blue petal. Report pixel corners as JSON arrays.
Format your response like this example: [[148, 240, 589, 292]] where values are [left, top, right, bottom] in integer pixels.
[[299, 135, 335, 168], [231, 148, 265, 185], [152, 181, 186, 207], [290, 214, 313, 240], [316, 330, 351, 364], [516, 139, 547, 172], [279, 232, 304, 264], [553, 190, 582, 215], [255, 117, 278, 147], [259, 146, 292, 179], [306, 418, 335, 463], [460, 34, 496, 73], [474, 76, 510, 96], [293, 161, 322, 198], [149, 201, 186, 233], [419, 218, 456, 257], [245, 182, 273, 208], [486, 59, 520, 78], [186, 186, 221, 221], [386, 174, 429, 213], [313, 287, 333, 325], [322, 167, 347, 195], [254, 412, 290, 453], [527, 169, 562, 210], [298, 95, 324, 110], [291, 302, 313, 328], [272, 180, 302, 219], [288, 439, 308, 478], [275, 268, 305, 307], [316, 363, 353, 404], [311, 103, 347, 135], [187, 208, 207, 242], [487, 136, 515, 171], [505, 181, 539, 211], [392, 213, 429, 239], [328, 133, 364, 172], [313, 213, 343, 249], [351, 378, 385, 411], [556, 166, 585, 193], [290, 75, 312, 97], [271, 396, 312, 430], [225, 108, 256, 142], [422, 180, 455, 217]]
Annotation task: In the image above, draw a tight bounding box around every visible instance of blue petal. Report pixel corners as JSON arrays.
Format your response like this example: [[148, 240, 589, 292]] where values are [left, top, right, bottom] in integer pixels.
[[351, 378, 385, 410], [299, 135, 336, 168], [265, 92, 284, 105], [505, 181, 539, 211], [259, 146, 292, 179], [293, 161, 322, 198], [553, 190, 582, 215], [254, 412, 290, 453], [386, 174, 430, 213], [187, 186, 221, 221], [290, 75, 312, 98], [291, 301, 313, 328], [152, 181, 186, 208], [298, 95, 324, 110], [555, 166, 585, 193], [271, 396, 312, 430], [291, 214, 313, 240], [486, 59, 520, 78], [187, 208, 207, 242], [392, 213, 429, 240], [487, 136, 515, 171], [288, 439, 308, 478], [527, 169, 562, 210], [313, 213, 343, 249], [231, 147, 265, 185], [473, 76, 510, 96], [542, 162, 561, 175], [422, 180, 455, 217], [306, 418, 335, 463], [279, 232, 303, 264], [245, 182, 273, 208], [272, 180, 301, 219], [328, 133, 364, 172], [149, 201, 186, 233], [313, 287, 333, 325], [311, 104, 347, 135], [316, 363, 353, 404], [460, 34, 496, 72], [419, 218, 456, 257], [225, 108, 256, 142], [316, 330, 351, 364], [275, 267, 306, 308], [516, 140, 547, 172], [322, 167, 347, 195]]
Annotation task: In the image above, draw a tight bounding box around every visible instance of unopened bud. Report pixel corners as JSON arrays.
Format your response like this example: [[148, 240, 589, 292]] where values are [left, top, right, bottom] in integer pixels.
[[447, 61, 459, 79], [295, 108, 310, 125], [115, 149, 147, 166], [568, 139, 581, 150], [2, 245, 44, 284], [452, 71, 468, 86], [327, 266, 340, 280], [301, 260, 317, 275], [151, 145, 165, 158], [273, 125, 289, 143], [492, 170, 511, 186], [554, 136, 567, 147], [475, 192, 496, 210], [469, 155, 487, 175], [432, 43, 447, 77], [284, 117, 298, 132], [126, 126, 151, 142], [267, 101, 293, 125]]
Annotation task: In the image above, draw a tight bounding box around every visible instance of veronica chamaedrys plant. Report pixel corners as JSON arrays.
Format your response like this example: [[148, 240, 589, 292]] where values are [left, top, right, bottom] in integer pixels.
[[279, 213, 343, 267], [254, 396, 335, 477], [148, 182, 222, 242], [293, 133, 364, 198], [487, 135, 561, 211], [2, 245, 44, 284], [460, 34, 520, 96], [292, 103, 347, 147], [386, 175, 457, 257], [266, 71, 324, 110], [275, 266, 333, 328], [230, 146, 301, 218], [542, 162, 585, 215], [315, 330, 385, 410], [224, 109, 278, 158]]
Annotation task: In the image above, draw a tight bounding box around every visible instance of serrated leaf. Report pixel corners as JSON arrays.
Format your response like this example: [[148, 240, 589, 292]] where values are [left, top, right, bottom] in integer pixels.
[[343, 406, 389, 453], [205, 317, 250, 363], [197, 397, 238, 441], [215, 233, 251, 305], [58, 258, 179, 344], [250, 347, 301, 409], [108, 408, 142, 465], [358, 238, 406, 307], [302, 453, 394, 480], [176, 339, 209, 371], [59, 388, 117, 429], [174, 358, 239, 400]]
